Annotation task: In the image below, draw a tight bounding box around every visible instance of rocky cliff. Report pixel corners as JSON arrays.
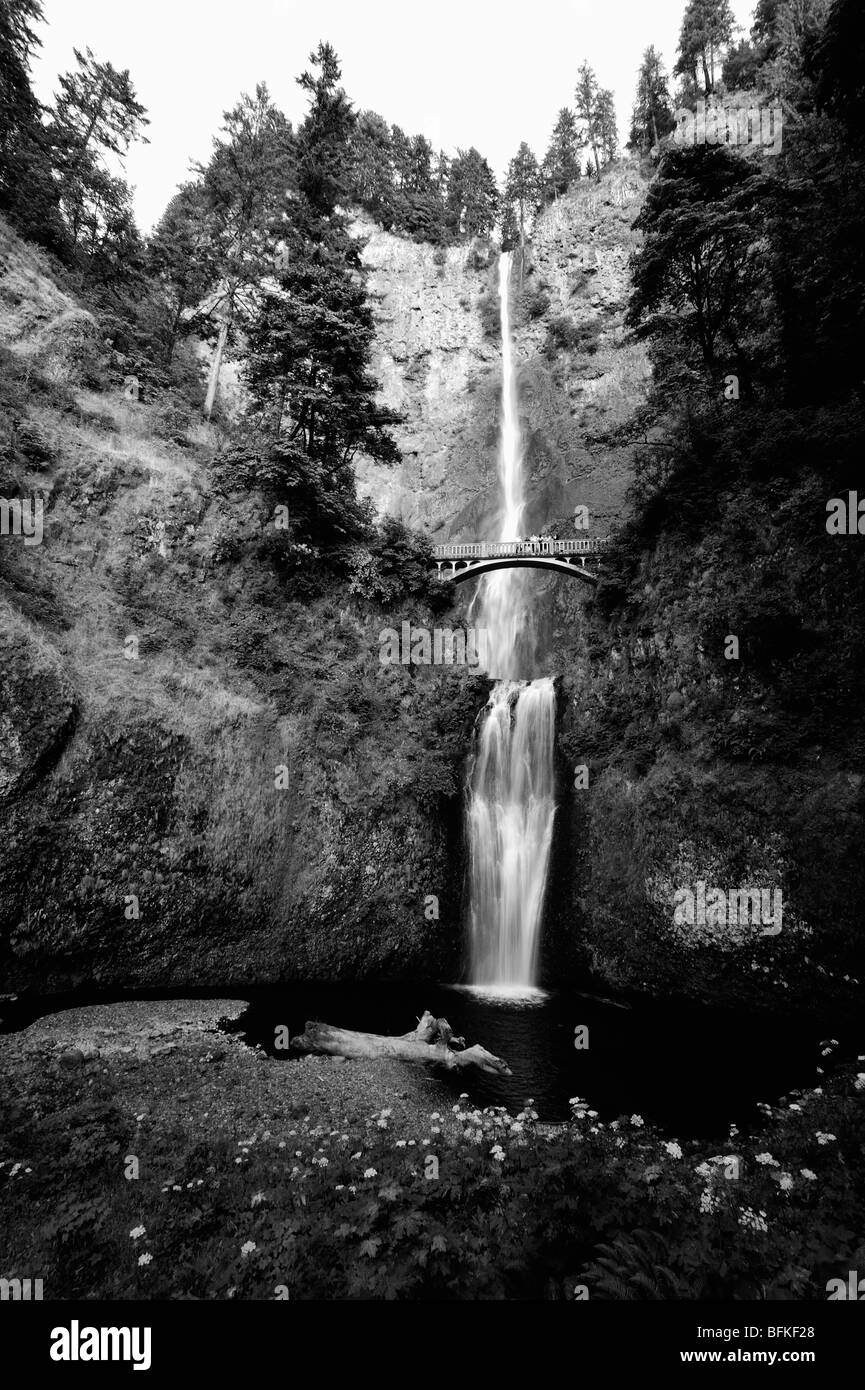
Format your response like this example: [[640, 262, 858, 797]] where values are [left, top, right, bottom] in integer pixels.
[[354, 162, 651, 543]]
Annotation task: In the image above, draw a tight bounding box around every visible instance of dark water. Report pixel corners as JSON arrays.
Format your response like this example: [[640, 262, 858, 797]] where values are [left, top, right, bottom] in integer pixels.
[[1, 980, 847, 1137], [221, 981, 842, 1137]]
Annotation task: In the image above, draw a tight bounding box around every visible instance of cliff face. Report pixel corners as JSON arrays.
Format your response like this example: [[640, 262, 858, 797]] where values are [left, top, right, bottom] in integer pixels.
[[0, 217, 483, 995], [354, 163, 651, 543]]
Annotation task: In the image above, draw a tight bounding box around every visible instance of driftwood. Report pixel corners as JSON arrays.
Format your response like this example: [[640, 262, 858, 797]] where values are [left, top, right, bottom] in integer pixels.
[[290, 1009, 511, 1076]]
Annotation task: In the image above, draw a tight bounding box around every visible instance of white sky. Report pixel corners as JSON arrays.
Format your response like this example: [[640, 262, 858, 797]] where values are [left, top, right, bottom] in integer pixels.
[[33, 0, 757, 232]]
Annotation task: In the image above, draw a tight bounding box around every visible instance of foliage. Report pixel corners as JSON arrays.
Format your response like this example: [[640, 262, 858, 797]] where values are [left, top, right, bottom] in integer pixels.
[[542, 108, 582, 201], [2, 1047, 863, 1301], [630, 45, 675, 154], [674, 0, 736, 97]]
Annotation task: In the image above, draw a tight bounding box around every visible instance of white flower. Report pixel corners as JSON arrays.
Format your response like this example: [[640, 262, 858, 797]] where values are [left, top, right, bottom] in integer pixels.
[[630, 1114, 644, 1127], [490, 1145, 506, 1163], [779, 1172, 793, 1192], [335, 1184, 345, 1191], [363, 1167, 377, 1179], [395, 1140, 407, 1149], [350, 1152, 362, 1160], [348, 1184, 357, 1194], [250, 1191, 265, 1206], [816, 1132, 837, 1145], [129, 1226, 146, 1240], [755, 1152, 778, 1166], [738, 1207, 768, 1233], [854, 1074, 865, 1092], [240, 1241, 256, 1257], [800, 1168, 817, 1181], [137, 1252, 152, 1267], [699, 1188, 720, 1213], [664, 1142, 683, 1159]]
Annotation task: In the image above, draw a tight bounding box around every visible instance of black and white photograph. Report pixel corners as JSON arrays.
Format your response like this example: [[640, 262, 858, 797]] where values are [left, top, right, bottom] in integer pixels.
[[1, 0, 864, 1361]]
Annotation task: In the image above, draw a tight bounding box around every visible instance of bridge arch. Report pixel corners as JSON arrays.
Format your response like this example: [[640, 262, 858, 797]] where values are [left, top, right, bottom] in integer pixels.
[[438, 556, 600, 585]]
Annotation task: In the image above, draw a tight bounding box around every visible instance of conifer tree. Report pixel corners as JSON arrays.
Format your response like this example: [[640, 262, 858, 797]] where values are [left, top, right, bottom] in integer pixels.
[[196, 82, 293, 418], [504, 141, 541, 249], [243, 41, 398, 545], [0, 0, 65, 251], [446, 147, 499, 237], [674, 0, 735, 97], [575, 62, 602, 178], [50, 46, 149, 249], [542, 107, 581, 201], [630, 45, 675, 153]]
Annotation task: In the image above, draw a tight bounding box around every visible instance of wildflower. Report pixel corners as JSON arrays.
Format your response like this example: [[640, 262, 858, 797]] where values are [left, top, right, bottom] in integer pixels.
[[350, 1152, 362, 1160], [816, 1132, 837, 1145], [363, 1168, 378, 1179], [788, 1103, 802, 1111], [395, 1140, 407, 1149], [755, 1153, 778, 1166], [312, 1155, 328, 1168], [490, 1145, 506, 1163], [129, 1226, 146, 1240], [137, 1252, 152, 1267], [430, 1112, 441, 1122], [630, 1114, 644, 1127], [664, 1142, 683, 1159], [348, 1184, 357, 1194], [738, 1208, 768, 1233], [699, 1188, 720, 1214], [335, 1184, 345, 1191], [251, 1191, 265, 1207], [240, 1241, 256, 1257], [854, 1074, 865, 1092], [800, 1168, 817, 1181], [779, 1172, 794, 1192]]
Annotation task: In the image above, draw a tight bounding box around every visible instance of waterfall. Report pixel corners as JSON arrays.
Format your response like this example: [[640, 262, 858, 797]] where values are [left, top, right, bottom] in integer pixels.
[[466, 251, 557, 993]]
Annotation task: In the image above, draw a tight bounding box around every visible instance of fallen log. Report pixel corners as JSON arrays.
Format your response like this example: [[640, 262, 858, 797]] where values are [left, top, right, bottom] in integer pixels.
[[290, 1009, 511, 1076]]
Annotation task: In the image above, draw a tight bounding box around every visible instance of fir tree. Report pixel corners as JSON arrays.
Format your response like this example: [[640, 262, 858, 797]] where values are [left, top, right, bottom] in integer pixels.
[[674, 0, 736, 97], [242, 41, 398, 547], [630, 45, 675, 154], [542, 107, 581, 201], [504, 141, 541, 249]]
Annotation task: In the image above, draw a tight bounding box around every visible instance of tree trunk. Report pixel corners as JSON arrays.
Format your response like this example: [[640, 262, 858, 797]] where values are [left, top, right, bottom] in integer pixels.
[[291, 1010, 512, 1076], [204, 318, 229, 422]]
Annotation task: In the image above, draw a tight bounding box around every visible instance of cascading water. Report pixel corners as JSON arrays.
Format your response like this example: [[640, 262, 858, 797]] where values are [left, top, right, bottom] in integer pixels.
[[466, 251, 557, 993]]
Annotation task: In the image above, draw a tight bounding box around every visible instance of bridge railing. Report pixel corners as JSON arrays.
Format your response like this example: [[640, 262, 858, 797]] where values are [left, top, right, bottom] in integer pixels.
[[432, 537, 609, 560]]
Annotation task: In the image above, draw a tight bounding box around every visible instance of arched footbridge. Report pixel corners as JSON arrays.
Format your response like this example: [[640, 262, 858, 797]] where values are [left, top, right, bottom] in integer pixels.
[[432, 536, 609, 584]]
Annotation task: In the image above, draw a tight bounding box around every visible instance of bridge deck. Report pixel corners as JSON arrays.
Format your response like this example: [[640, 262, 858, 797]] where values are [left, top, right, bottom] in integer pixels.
[[432, 537, 607, 560]]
